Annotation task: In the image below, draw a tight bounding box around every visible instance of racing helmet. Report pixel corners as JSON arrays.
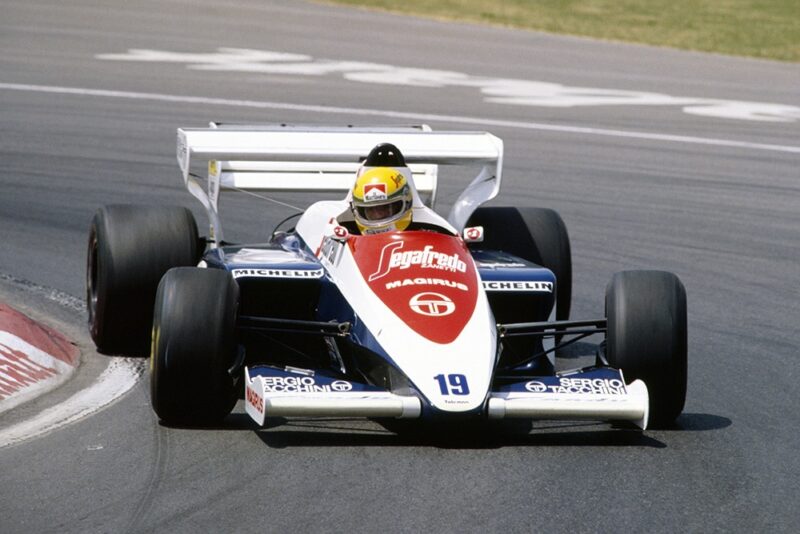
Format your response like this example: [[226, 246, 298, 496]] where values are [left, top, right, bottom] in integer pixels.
[[351, 165, 413, 234]]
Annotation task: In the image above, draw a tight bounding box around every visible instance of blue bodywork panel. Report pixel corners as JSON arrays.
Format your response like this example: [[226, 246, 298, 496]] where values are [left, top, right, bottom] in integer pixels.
[[203, 235, 322, 278], [472, 249, 556, 289]]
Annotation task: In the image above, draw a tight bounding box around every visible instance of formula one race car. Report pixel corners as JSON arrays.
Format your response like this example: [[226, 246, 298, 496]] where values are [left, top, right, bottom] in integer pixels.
[[86, 124, 687, 430]]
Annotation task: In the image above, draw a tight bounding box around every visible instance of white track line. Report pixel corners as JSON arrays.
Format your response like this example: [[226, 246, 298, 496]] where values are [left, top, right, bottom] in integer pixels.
[[0, 275, 145, 447], [0, 358, 144, 448], [1, 82, 798, 155], [0, 273, 84, 312]]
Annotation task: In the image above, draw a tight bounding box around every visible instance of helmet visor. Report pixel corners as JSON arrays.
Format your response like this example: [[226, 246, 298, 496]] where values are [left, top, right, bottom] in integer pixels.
[[356, 199, 405, 222]]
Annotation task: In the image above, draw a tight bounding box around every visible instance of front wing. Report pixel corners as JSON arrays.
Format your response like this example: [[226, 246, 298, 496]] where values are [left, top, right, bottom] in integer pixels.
[[244, 366, 421, 425], [244, 366, 649, 429]]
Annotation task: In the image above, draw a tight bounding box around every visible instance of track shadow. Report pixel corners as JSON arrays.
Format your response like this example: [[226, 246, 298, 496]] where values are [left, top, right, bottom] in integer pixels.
[[157, 412, 267, 431], [253, 418, 666, 449], [159, 411, 725, 448], [656, 413, 732, 432]]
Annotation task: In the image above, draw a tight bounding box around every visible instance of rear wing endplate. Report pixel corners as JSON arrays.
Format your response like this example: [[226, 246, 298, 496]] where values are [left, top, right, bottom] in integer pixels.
[[177, 124, 503, 244]]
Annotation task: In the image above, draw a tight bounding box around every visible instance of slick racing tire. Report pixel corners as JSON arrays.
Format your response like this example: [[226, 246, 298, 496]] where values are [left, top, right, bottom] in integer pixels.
[[467, 207, 572, 321], [605, 270, 687, 428], [151, 267, 239, 426], [86, 205, 200, 356]]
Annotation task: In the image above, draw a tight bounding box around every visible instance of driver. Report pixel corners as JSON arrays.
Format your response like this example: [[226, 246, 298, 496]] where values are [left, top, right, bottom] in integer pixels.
[[351, 167, 413, 234], [349, 143, 413, 235]]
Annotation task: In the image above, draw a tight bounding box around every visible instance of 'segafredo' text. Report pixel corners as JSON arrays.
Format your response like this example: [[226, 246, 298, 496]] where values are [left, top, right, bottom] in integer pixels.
[[369, 242, 467, 281]]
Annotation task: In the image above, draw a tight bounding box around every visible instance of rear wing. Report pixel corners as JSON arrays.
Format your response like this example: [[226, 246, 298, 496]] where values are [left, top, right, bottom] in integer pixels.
[[177, 124, 503, 244], [213, 161, 436, 200]]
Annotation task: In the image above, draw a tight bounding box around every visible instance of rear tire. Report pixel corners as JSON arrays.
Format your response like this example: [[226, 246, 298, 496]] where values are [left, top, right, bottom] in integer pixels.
[[467, 206, 571, 320], [605, 270, 687, 428], [86, 205, 199, 355], [150, 267, 239, 425]]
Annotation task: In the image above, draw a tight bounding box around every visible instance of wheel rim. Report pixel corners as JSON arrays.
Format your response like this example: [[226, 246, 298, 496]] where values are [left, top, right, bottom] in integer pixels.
[[86, 232, 99, 331]]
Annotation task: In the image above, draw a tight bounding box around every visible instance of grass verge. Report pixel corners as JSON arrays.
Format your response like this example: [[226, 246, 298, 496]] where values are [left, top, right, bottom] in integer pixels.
[[321, 0, 800, 62]]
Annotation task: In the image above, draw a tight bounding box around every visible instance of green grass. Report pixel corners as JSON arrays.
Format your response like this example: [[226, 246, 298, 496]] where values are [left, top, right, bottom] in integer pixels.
[[321, 0, 800, 62]]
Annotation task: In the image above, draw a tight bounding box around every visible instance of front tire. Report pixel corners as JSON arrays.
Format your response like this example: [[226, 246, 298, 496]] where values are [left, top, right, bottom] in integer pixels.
[[150, 267, 239, 426], [467, 206, 572, 320], [87, 205, 200, 355], [605, 270, 687, 428]]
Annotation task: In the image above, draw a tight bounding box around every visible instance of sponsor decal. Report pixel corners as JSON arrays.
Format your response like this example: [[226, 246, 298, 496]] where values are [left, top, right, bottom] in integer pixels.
[[368, 242, 467, 282], [463, 226, 484, 243], [176, 133, 188, 171], [246, 384, 264, 414], [482, 280, 553, 292], [351, 232, 478, 344], [332, 225, 349, 239], [525, 377, 627, 395], [443, 398, 470, 405], [330, 380, 353, 392], [524, 381, 547, 393], [318, 235, 343, 267], [208, 160, 221, 208], [409, 292, 456, 317], [263, 376, 353, 393], [388, 172, 403, 187], [386, 278, 468, 291], [363, 183, 387, 202], [232, 268, 323, 279]]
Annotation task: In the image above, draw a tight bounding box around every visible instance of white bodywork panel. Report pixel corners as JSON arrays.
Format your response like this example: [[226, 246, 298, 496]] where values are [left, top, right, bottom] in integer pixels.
[[296, 202, 496, 413]]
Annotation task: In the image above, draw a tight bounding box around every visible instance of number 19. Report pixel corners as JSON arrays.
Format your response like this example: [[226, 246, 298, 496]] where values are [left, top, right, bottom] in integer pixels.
[[434, 374, 470, 395]]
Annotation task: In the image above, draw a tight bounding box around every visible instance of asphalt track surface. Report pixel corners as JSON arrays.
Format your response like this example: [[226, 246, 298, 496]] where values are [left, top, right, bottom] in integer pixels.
[[1, 1, 799, 532]]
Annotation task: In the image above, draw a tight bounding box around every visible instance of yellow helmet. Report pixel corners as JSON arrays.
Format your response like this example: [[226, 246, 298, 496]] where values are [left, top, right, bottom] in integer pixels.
[[351, 167, 413, 234]]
